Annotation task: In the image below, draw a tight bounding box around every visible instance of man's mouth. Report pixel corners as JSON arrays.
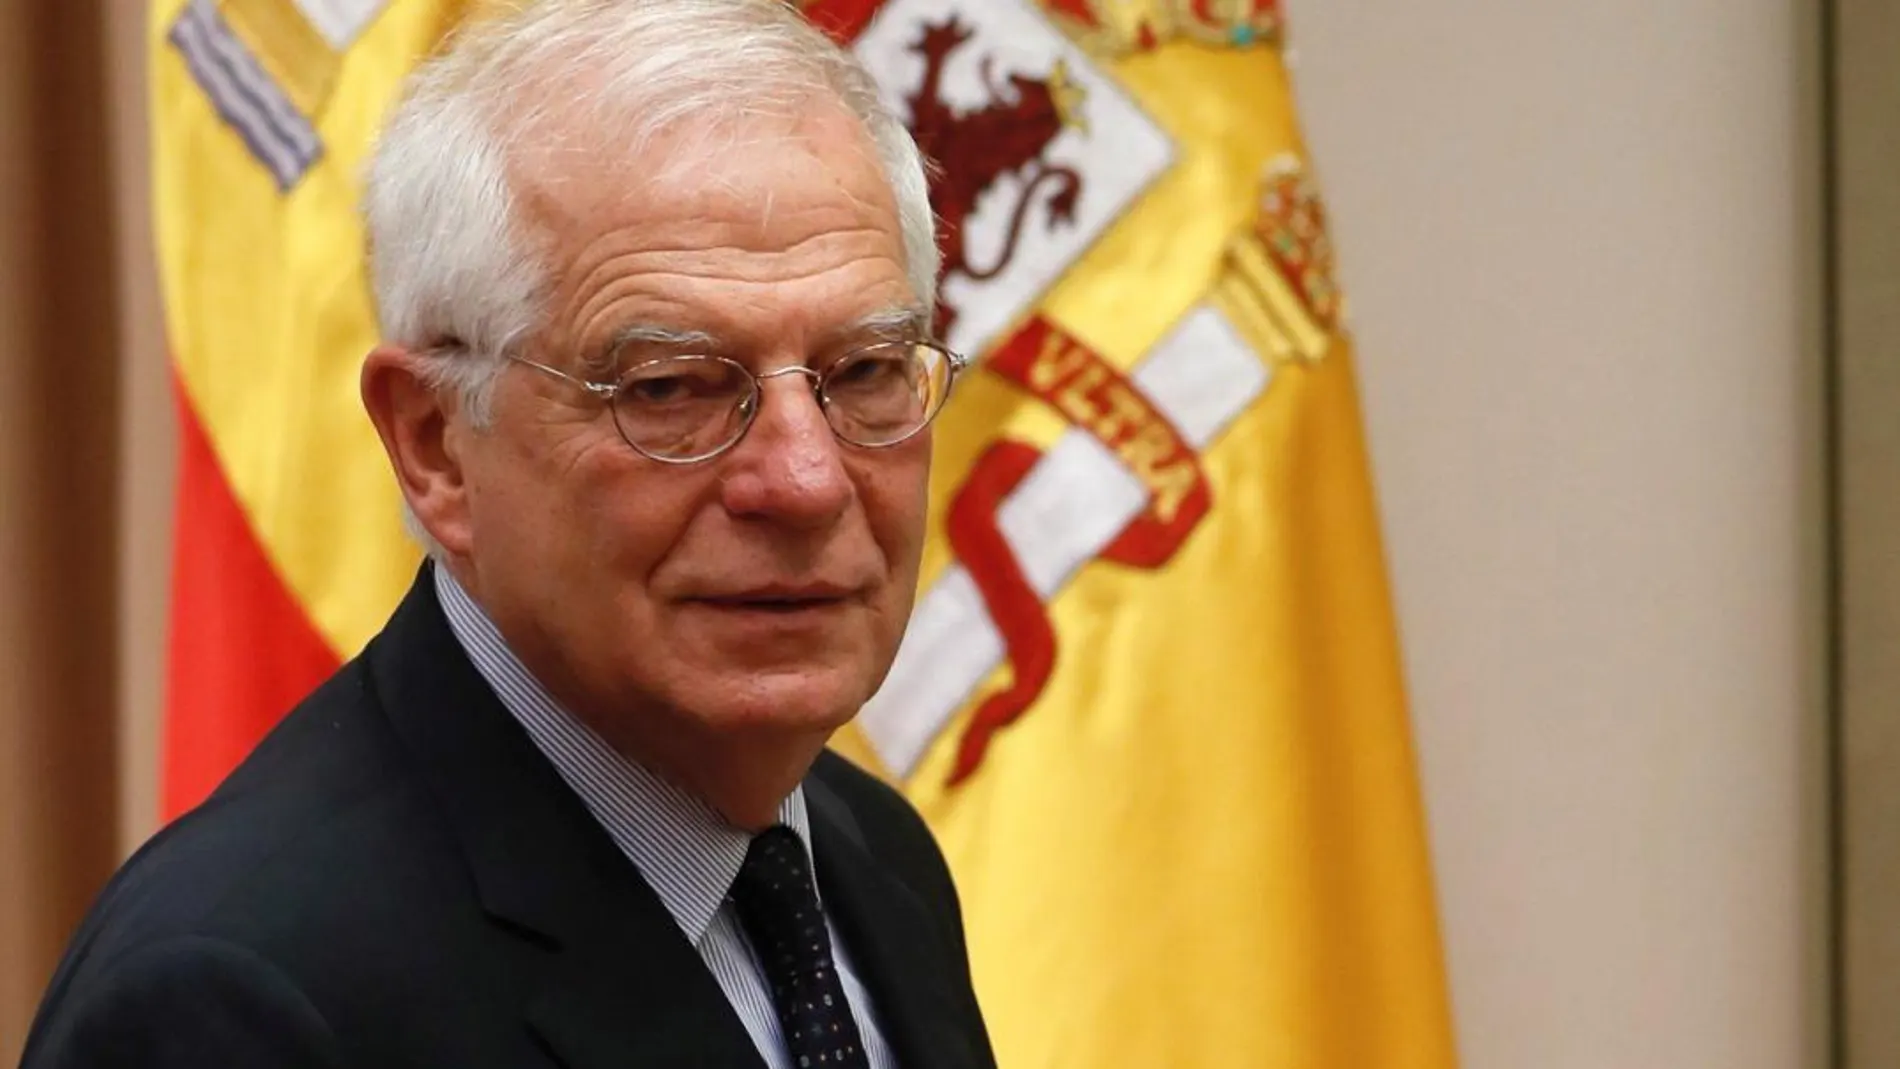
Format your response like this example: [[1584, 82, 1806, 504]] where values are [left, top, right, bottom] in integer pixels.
[[706, 597, 842, 613], [694, 585, 856, 614]]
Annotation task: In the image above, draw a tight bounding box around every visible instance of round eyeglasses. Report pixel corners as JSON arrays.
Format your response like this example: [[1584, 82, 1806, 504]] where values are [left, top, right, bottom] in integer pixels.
[[505, 340, 969, 464]]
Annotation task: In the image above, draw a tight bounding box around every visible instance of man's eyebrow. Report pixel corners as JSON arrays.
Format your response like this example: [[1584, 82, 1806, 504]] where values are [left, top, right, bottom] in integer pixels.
[[839, 305, 933, 343], [593, 323, 722, 373], [592, 306, 934, 372], [605, 323, 722, 350]]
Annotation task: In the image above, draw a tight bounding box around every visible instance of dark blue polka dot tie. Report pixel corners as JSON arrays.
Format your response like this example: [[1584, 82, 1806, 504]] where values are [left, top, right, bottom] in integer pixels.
[[730, 824, 871, 1069]]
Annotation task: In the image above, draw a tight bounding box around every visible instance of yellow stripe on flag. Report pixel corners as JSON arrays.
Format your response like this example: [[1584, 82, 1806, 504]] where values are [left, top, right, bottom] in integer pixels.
[[151, 0, 465, 658]]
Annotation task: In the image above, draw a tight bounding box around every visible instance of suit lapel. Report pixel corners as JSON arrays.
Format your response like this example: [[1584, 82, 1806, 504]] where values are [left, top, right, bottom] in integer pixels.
[[524, 934, 765, 1069], [368, 566, 765, 1069], [806, 777, 989, 1069]]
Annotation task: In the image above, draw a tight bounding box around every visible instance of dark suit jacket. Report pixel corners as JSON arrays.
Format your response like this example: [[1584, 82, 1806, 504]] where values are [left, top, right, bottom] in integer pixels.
[[21, 568, 997, 1069]]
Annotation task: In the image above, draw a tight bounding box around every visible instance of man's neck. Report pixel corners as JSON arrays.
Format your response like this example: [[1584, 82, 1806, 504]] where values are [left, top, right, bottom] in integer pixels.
[[434, 560, 825, 831], [575, 713, 829, 831]]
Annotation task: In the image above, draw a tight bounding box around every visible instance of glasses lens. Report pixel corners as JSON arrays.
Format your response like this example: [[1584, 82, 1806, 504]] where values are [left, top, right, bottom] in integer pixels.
[[821, 342, 952, 446], [611, 356, 752, 460]]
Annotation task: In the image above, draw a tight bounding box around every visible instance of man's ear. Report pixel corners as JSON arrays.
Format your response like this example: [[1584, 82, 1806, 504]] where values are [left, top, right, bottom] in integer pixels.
[[360, 345, 474, 558]]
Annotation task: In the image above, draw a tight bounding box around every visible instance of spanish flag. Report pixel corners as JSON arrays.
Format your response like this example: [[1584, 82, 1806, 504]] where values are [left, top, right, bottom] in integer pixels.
[[153, 0, 1458, 1065]]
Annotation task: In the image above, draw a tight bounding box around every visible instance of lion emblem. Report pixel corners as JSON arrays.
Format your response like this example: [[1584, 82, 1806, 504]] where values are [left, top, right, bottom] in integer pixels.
[[900, 14, 1088, 338]]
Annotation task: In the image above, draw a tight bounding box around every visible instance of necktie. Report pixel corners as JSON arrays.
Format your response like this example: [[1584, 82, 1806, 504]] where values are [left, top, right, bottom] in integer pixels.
[[730, 824, 872, 1069]]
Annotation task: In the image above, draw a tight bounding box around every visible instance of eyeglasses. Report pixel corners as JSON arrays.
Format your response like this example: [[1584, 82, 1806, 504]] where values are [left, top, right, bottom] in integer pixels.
[[505, 340, 969, 464]]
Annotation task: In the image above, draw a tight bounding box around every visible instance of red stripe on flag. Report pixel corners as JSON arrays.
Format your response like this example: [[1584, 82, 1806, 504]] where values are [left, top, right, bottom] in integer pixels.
[[800, 0, 885, 43], [945, 439, 1056, 786], [161, 379, 341, 819]]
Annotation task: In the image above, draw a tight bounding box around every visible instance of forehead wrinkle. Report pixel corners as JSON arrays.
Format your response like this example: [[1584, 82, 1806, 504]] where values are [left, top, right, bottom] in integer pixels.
[[558, 222, 902, 347], [572, 223, 900, 288], [516, 122, 900, 310]]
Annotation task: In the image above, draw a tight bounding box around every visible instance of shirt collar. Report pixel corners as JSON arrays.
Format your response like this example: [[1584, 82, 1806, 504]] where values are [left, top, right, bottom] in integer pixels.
[[432, 564, 814, 945]]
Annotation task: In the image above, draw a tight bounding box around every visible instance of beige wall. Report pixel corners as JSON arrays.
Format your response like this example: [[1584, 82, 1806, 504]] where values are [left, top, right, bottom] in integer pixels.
[[110, 0, 169, 858], [0, 0, 134, 1057], [1837, 0, 1900, 1062], [1286, 1, 1829, 1067]]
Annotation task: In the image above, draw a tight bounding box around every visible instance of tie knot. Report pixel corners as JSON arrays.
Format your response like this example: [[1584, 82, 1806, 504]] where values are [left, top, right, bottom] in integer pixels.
[[732, 824, 821, 922]]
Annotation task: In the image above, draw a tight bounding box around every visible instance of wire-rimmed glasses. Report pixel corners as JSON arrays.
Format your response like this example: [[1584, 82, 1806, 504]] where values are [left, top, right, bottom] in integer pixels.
[[505, 339, 969, 464]]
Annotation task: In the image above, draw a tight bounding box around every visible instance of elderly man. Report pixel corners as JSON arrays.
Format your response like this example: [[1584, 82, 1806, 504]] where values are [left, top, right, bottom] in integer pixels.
[[22, 1, 995, 1066]]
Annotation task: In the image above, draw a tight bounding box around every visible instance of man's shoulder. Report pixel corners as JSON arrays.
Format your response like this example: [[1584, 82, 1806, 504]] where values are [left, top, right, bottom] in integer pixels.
[[809, 748, 931, 845], [809, 749, 965, 919], [48, 657, 472, 1001]]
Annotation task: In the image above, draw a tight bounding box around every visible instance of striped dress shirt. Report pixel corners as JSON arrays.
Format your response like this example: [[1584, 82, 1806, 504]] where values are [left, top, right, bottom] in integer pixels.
[[435, 567, 898, 1069]]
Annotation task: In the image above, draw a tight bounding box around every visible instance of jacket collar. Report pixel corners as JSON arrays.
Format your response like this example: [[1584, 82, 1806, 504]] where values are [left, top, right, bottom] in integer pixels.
[[366, 564, 989, 1069], [431, 563, 812, 948], [368, 565, 764, 1067], [806, 769, 994, 1069]]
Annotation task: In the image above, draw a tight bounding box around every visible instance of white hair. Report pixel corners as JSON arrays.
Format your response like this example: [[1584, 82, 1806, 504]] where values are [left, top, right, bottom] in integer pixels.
[[360, 0, 939, 556]]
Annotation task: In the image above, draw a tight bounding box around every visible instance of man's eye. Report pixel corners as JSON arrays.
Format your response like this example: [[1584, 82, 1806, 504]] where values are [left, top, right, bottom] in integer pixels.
[[623, 376, 690, 404], [617, 361, 740, 405], [829, 353, 914, 391]]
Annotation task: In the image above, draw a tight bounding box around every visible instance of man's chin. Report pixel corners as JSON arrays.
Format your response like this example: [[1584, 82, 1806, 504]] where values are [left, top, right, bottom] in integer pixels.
[[688, 669, 871, 738]]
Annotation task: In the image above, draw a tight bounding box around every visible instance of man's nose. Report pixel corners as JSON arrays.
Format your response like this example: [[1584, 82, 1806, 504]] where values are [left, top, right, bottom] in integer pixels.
[[718, 372, 853, 528]]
